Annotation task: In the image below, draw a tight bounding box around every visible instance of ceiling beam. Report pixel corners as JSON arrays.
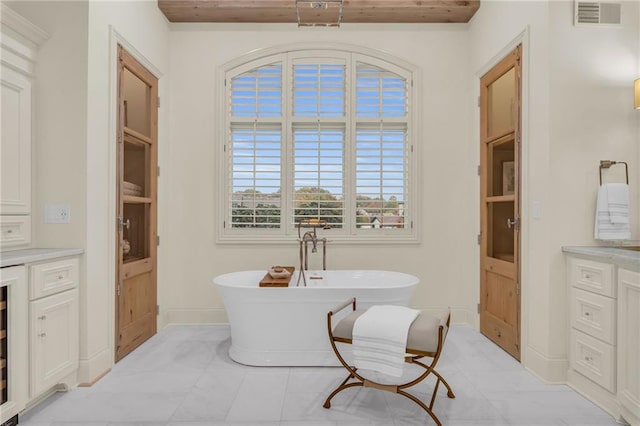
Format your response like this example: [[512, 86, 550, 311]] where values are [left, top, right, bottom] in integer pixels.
[[158, 0, 480, 24]]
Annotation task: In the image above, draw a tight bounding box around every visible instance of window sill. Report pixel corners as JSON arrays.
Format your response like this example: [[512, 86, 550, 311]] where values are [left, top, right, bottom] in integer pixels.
[[216, 233, 420, 245]]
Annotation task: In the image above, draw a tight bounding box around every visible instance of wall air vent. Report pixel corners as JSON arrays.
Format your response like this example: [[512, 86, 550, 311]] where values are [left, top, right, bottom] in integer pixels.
[[575, 1, 622, 26]]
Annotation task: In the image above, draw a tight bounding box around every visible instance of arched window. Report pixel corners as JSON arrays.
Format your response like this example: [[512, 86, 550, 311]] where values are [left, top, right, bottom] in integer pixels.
[[219, 46, 418, 243]]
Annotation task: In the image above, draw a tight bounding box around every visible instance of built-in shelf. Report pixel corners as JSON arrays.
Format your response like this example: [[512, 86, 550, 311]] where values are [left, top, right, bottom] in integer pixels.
[[0, 330, 5, 340], [123, 195, 152, 204], [124, 126, 152, 145], [0, 301, 5, 311], [0, 359, 5, 369], [486, 195, 515, 203]]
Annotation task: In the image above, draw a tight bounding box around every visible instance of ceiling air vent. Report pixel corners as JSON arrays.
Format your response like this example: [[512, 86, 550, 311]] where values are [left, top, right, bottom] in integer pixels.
[[575, 1, 622, 25]]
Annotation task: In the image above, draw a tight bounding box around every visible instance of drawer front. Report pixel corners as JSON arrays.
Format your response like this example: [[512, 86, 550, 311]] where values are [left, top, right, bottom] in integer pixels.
[[570, 329, 615, 392], [0, 215, 31, 248], [29, 258, 79, 301], [569, 257, 615, 297], [571, 288, 616, 345]]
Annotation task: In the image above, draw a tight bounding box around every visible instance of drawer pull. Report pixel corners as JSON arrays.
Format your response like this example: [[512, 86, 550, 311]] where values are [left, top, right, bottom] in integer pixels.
[[584, 312, 590, 316], [584, 273, 591, 279], [585, 356, 593, 362], [58, 275, 64, 280], [6, 229, 12, 234], [38, 332, 46, 338], [37, 315, 46, 320]]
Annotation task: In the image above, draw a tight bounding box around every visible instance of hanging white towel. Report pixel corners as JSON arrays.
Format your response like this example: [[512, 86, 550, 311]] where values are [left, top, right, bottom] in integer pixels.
[[352, 305, 420, 377], [606, 183, 629, 224], [595, 183, 631, 240]]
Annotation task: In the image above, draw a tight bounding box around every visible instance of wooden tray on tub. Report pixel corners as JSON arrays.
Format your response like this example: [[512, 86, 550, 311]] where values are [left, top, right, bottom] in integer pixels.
[[259, 266, 295, 287]]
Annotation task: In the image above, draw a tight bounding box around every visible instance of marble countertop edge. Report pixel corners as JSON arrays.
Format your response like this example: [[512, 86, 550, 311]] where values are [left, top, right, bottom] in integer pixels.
[[1, 247, 84, 268], [562, 246, 640, 270]]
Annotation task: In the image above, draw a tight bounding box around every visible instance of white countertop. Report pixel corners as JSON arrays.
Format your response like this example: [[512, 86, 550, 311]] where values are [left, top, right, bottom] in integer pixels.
[[562, 246, 640, 271], [0, 248, 84, 268]]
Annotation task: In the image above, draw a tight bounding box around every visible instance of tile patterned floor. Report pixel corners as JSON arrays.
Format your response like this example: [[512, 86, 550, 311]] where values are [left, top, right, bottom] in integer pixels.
[[19, 325, 621, 426]]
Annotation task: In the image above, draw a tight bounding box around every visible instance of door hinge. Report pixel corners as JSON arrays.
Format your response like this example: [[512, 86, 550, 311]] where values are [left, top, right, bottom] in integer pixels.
[[411, 221, 414, 229], [157, 96, 161, 108], [157, 305, 160, 316], [477, 165, 481, 176], [117, 284, 121, 296], [223, 220, 226, 228], [477, 233, 481, 245], [515, 282, 521, 296], [157, 166, 160, 177], [224, 78, 227, 87], [477, 96, 480, 107], [157, 235, 160, 246], [477, 303, 481, 314]]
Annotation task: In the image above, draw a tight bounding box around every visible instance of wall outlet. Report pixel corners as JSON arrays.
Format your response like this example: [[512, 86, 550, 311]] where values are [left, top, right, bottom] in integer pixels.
[[44, 204, 71, 224]]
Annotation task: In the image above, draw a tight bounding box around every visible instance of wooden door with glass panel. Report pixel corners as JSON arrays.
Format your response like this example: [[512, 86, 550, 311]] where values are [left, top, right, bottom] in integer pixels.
[[479, 45, 522, 360], [115, 45, 158, 361]]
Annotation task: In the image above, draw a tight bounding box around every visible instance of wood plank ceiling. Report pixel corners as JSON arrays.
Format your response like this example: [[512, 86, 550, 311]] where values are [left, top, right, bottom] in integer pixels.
[[158, 0, 481, 24]]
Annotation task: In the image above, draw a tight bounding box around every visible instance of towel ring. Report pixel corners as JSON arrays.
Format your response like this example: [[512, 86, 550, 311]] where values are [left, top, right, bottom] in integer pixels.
[[599, 160, 629, 186]]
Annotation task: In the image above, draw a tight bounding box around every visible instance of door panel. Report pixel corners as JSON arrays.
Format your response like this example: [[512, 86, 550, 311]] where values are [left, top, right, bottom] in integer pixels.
[[480, 45, 521, 360], [116, 45, 158, 362]]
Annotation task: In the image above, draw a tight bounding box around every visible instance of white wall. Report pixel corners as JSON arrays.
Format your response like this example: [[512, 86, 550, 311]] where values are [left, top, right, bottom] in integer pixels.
[[83, 0, 170, 382], [469, 0, 640, 382], [165, 24, 476, 325]]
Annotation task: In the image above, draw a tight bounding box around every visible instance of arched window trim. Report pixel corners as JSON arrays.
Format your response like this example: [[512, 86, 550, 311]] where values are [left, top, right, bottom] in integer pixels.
[[217, 43, 421, 244]]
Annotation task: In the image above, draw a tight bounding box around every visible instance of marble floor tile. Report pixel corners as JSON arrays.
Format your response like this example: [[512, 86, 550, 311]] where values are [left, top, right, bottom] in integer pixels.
[[225, 371, 289, 421], [18, 324, 620, 426], [170, 369, 246, 421]]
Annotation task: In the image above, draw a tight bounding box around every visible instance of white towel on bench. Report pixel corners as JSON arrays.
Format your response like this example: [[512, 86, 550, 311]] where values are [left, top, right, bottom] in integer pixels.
[[352, 305, 420, 377]]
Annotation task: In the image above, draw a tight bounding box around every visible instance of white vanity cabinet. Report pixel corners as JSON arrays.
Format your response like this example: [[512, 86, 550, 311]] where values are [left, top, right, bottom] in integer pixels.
[[568, 257, 617, 393], [617, 268, 640, 423], [565, 249, 640, 426], [28, 257, 79, 398], [0, 5, 48, 251], [0, 64, 32, 217]]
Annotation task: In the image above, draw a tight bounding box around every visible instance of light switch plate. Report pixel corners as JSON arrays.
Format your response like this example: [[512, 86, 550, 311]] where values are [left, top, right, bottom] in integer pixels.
[[44, 204, 71, 224], [532, 201, 541, 219]]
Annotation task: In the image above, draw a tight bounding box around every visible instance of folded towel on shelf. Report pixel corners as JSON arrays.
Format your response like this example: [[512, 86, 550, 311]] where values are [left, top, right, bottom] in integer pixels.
[[123, 181, 143, 197], [352, 305, 420, 377], [595, 184, 630, 240]]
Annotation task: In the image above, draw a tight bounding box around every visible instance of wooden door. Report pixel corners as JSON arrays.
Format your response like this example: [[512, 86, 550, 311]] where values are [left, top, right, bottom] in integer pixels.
[[479, 45, 522, 360], [115, 45, 158, 361]]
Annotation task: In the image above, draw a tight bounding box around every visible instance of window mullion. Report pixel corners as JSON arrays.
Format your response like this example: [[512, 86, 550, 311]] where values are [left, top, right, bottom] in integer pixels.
[[282, 54, 292, 235]]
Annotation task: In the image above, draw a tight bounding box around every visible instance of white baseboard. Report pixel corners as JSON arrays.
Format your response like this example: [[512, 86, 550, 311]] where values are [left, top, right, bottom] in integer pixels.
[[77, 347, 112, 385], [165, 308, 228, 324], [567, 370, 622, 421], [523, 344, 568, 384]]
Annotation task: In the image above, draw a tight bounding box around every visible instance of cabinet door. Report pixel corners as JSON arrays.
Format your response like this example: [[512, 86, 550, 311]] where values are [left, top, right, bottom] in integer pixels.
[[618, 268, 640, 419], [30, 289, 78, 397], [1, 65, 31, 215]]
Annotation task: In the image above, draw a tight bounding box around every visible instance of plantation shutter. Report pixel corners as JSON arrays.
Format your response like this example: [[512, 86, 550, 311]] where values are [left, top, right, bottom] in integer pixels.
[[228, 62, 283, 228], [292, 124, 345, 228], [230, 63, 282, 117], [356, 63, 407, 118], [229, 124, 282, 228], [355, 62, 409, 229], [293, 64, 345, 117]]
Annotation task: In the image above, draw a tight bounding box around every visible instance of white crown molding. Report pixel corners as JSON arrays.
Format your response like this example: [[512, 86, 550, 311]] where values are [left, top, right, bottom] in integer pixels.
[[1, 4, 49, 48]]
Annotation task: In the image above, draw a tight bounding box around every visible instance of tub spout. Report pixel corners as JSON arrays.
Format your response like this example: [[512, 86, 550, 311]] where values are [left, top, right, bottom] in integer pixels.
[[296, 220, 330, 286]]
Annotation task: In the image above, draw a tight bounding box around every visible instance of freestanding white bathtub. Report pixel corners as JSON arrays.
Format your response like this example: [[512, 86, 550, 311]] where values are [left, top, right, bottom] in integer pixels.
[[213, 270, 418, 366]]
